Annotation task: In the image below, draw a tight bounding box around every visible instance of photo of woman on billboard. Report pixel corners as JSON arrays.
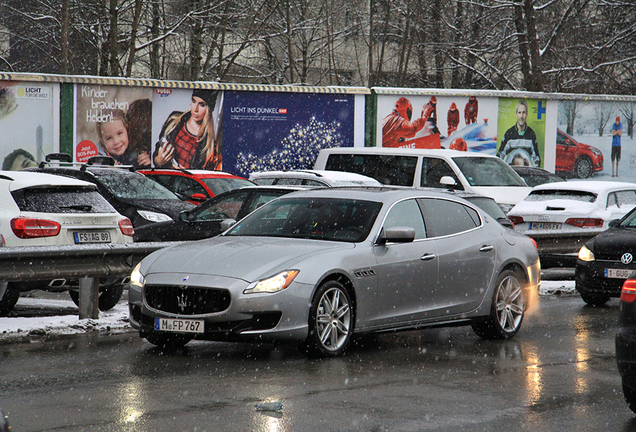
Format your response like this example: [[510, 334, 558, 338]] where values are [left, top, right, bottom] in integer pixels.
[[153, 89, 222, 170]]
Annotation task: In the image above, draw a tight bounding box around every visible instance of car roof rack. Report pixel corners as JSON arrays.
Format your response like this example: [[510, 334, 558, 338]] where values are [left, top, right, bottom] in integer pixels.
[[39, 153, 136, 172]]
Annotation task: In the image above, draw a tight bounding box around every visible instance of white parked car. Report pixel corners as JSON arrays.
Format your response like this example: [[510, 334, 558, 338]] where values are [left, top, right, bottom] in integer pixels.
[[249, 169, 383, 188], [314, 147, 532, 212], [0, 170, 134, 315], [508, 181, 636, 231], [507, 181, 636, 267]]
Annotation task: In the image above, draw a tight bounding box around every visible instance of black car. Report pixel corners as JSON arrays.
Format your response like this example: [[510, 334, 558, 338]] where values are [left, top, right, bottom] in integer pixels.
[[27, 154, 195, 241], [511, 165, 566, 188], [616, 273, 636, 413], [134, 185, 302, 241], [575, 206, 636, 306]]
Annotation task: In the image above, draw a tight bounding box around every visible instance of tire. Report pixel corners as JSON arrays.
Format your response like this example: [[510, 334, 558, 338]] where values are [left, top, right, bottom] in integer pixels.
[[300, 280, 354, 358], [0, 283, 20, 317], [69, 284, 124, 311], [579, 291, 610, 307], [574, 157, 593, 179], [472, 269, 525, 339], [145, 332, 193, 349], [623, 382, 636, 414]]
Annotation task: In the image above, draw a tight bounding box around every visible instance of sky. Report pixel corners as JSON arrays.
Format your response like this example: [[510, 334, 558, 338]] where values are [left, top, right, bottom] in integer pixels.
[[0, 280, 576, 342]]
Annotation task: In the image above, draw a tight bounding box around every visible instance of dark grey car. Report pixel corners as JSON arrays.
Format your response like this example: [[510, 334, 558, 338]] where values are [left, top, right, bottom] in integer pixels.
[[128, 187, 540, 357]]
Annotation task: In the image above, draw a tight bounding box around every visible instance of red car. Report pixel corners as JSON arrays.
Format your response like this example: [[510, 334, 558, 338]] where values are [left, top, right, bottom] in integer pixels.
[[556, 129, 603, 179], [139, 169, 254, 204]]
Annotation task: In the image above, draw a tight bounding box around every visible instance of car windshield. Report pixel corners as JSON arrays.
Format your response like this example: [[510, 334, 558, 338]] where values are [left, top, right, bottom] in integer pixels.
[[93, 170, 180, 200], [524, 189, 597, 203], [201, 177, 254, 195], [226, 197, 382, 242], [619, 209, 636, 228], [452, 156, 527, 186]]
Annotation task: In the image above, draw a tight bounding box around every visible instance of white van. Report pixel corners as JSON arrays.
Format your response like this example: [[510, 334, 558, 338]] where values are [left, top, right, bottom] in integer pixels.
[[314, 147, 532, 212]]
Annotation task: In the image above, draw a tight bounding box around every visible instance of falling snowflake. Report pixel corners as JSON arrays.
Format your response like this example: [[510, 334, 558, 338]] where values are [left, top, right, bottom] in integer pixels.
[[235, 118, 346, 175]]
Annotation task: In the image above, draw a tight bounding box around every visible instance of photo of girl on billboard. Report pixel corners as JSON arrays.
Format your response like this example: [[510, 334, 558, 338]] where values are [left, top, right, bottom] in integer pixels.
[[152, 89, 222, 170], [95, 106, 151, 168]]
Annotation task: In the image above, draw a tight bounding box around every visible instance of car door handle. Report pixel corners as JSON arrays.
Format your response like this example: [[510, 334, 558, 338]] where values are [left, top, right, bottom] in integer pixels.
[[421, 253, 436, 261], [479, 245, 494, 252]]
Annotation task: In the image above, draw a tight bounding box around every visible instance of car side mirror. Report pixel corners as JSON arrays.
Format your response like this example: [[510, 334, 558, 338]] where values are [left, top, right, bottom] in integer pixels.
[[440, 176, 460, 190], [179, 210, 192, 222], [221, 219, 237, 231], [376, 227, 416, 245], [609, 219, 620, 228], [190, 193, 207, 202]]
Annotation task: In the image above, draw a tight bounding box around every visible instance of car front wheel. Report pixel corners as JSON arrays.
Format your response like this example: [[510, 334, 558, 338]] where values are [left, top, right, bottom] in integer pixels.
[[472, 269, 525, 339], [574, 157, 593, 179], [579, 291, 610, 307], [301, 280, 353, 358]]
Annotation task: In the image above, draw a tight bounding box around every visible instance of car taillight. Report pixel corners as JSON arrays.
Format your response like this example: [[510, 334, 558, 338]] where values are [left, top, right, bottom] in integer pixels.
[[508, 216, 524, 225], [620, 278, 636, 303], [119, 218, 135, 237], [11, 218, 61, 239], [529, 237, 538, 249], [565, 218, 604, 228]]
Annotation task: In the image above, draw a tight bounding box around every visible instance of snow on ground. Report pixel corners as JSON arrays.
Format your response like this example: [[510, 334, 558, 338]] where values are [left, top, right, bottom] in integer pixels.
[[0, 298, 132, 342], [0, 280, 577, 342]]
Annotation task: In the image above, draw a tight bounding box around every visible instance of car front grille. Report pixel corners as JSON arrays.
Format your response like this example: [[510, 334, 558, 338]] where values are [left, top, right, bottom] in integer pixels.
[[144, 285, 231, 315]]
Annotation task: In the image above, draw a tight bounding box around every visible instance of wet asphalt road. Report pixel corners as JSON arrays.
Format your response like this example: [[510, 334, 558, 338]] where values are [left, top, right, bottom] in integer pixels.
[[1, 288, 635, 432]]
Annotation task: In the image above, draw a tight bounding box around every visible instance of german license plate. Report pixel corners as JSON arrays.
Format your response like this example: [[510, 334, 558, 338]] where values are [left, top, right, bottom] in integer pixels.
[[604, 268, 634, 279], [529, 222, 562, 230], [155, 318, 204, 333], [74, 231, 111, 244]]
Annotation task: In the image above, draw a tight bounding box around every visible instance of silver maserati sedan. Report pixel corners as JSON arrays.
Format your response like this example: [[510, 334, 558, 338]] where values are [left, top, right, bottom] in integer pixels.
[[128, 187, 540, 357]]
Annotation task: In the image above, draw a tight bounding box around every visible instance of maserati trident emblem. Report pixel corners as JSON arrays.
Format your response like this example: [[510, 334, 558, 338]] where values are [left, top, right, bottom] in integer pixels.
[[622, 253, 633, 265], [177, 291, 188, 311]]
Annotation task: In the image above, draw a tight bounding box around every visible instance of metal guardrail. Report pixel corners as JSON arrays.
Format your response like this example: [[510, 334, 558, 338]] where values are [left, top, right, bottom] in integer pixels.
[[0, 242, 184, 319]]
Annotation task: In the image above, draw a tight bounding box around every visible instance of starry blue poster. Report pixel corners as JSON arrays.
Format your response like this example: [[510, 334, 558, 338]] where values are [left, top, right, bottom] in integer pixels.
[[222, 91, 355, 178]]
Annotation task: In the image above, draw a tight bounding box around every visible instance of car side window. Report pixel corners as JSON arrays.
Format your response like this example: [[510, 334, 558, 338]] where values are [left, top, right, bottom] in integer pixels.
[[277, 178, 304, 186], [420, 158, 460, 189], [418, 198, 479, 237], [194, 191, 250, 221], [609, 190, 636, 208], [383, 199, 426, 239], [304, 179, 327, 187], [248, 192, 288, 213], [173, 177, 208, 197]]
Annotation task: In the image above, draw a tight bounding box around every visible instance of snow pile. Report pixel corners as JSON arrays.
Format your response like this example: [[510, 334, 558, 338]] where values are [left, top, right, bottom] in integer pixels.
[[0, 298, 131, 341]]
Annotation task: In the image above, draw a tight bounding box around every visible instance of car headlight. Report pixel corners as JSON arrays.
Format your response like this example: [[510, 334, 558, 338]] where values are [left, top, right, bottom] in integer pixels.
[[243, 270, 299, 294], [578, 245, 595, 262], [130, 262, 145, 288], [138, 210, 172, 223], [591, 148, 602, 157]]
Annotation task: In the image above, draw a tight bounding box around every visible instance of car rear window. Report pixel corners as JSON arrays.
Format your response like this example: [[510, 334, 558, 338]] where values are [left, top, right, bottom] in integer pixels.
[[93, 170, 179, 200], [525, 189, 597, 203], [12, 187, 116, 213], [324, 154, 417, 186]]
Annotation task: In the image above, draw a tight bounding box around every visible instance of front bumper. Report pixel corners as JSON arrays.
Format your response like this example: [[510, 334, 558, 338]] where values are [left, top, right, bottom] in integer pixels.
[[127, 272, 312, 343], [576, 258, 636, 298]]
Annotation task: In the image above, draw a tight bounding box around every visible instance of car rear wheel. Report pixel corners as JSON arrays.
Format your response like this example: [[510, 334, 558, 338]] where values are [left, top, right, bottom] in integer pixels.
[[579, 291, 610, 307], [69, 284, 124, 311], [0, 283, 20, 316], [472, 269, 525, 339], [145, 332, 194, 349], [301, 280, 353, 358], [574, 157, 593, 179]]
